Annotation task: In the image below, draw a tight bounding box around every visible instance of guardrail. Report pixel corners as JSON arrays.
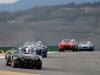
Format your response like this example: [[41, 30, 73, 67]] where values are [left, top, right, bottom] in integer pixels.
[[0, 47, 14, 54], [0, 46, 59, 54], [47, 46, 58, 52]]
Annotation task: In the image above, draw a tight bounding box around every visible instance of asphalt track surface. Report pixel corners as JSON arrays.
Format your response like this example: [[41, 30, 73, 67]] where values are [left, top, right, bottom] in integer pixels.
[[0, 51, 100, 75]]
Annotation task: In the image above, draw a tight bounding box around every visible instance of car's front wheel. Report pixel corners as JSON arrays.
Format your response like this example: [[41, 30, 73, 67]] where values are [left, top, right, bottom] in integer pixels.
[[11, 60, 18, 68], [62, 50, 65, 52], [36, 60, 42, 70]]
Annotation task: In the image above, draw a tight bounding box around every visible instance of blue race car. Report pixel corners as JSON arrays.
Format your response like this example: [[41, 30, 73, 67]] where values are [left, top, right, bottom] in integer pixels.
[[33, 41, 48, 57], [78, 41, 94, 51]]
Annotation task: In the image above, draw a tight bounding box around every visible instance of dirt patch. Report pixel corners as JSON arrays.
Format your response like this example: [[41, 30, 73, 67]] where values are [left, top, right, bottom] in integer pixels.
[[0, 71, 40, 75], [0, 54, 5, 56]]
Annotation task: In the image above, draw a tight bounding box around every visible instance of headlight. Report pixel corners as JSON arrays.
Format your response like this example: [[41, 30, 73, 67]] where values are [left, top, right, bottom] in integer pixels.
[[36, 56, 42, 60], [13, 56, 18, 60], [36, 57, 38, 60]]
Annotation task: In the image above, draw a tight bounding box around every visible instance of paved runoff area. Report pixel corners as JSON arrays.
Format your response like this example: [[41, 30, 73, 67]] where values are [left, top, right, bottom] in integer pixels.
[[0, 54, 5, 56]]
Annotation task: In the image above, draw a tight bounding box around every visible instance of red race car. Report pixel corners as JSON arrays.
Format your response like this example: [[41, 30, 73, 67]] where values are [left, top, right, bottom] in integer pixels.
[[58, 39, 78, 52]]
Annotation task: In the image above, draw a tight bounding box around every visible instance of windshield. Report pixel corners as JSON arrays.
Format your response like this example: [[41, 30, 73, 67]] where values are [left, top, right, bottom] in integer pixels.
[[18, 47, 27, 52], [32, 41, 37, 46], [24, 42, 34, 47], [36, 41, 44, 46], [80, 41, 92, 45], [18, 46, 36, 53], [61, 39, 75, 43]]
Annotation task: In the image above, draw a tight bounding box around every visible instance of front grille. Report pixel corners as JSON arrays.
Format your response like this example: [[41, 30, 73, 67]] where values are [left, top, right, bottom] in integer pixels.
[[82, 47, 88, 49], [23, 59, 34, 64], [63, 46, 69, 48]]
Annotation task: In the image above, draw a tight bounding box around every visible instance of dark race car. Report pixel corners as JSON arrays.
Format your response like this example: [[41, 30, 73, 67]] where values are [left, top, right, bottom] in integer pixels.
[[5, 47, 42, 70], [21, 41, 48, 57]]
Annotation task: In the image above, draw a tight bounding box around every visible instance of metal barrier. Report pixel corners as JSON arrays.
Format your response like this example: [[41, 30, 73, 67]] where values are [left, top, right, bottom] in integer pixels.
[[47, 46, 58, 52], [0, 47, 14, 54]]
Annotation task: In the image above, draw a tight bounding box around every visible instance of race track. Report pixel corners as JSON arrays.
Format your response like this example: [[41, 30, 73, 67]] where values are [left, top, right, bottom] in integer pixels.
[[0, 51, 100, 75]]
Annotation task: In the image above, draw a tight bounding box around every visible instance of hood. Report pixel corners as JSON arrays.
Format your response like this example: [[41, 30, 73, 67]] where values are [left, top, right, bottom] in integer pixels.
[[61, 43, 73, 46], [79, 44, 90, 47], [82, 44, 88, 46], [17, 52, 36, 59]]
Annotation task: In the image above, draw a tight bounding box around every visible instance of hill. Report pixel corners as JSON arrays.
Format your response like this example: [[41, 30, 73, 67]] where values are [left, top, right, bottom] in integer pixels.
[[0, 2, 100, 50]]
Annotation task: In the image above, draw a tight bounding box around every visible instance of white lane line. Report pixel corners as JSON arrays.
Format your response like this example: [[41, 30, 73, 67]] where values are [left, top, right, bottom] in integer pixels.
[[0, 56, 5, 58], [0, 52, 57, 58], [48, 51, 58, 53]]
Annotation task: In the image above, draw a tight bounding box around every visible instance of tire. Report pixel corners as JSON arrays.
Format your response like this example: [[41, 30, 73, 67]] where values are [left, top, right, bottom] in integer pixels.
[[43, 52, 47, 57], [92, 48, 94, 51], [59, 49, 61, 52], [73, 49, 75, 52], [43, 49, 47, 57], [37, 49, 42, 56], [76, 49, 78, 52], [76, 48, 78, 52], [73, 46, 77, 52], [6, 58, 10, 66], [11, 60, 17, 68], [62, 50, 65, 52], [78, 49, 80, 52], [36, 61, 42, 70], [6, 56, 11, 66]]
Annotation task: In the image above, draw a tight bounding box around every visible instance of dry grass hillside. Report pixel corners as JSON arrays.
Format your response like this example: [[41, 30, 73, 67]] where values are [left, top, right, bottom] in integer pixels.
[[0, 18, 100, 50]]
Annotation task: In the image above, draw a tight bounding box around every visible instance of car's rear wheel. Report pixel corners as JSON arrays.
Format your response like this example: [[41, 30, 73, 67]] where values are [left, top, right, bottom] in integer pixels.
[[43, 52, 47, 57], [76, 48, 78, 52], [6, 56, 11, 66], [6, 58, 10, 66], [59, 49, 61, 52]]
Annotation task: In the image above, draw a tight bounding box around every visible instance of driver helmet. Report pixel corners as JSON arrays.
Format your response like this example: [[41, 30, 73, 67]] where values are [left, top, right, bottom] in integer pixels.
[[37, 41, 42, 46], [26, 47, 31, 52], [38, 41, 42, 44], [87, 42, 90, 44], [71, 39, 75, 43]]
